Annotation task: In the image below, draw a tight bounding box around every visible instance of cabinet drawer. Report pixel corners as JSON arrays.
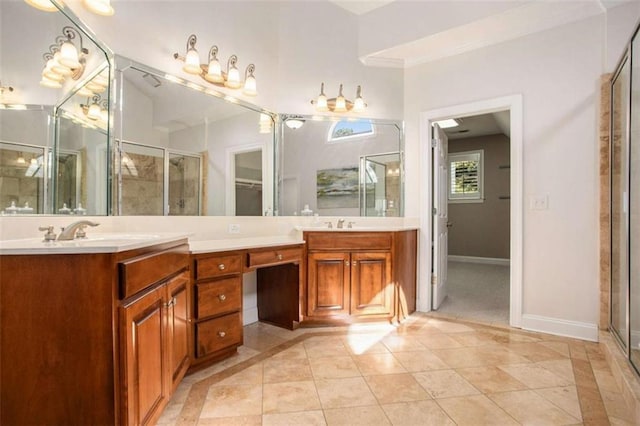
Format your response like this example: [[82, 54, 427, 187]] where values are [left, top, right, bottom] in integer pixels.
[[119, 245, 189, 299], [306, 232, 392, 251], [196, 276, 241, 319], [195, 313, 242, 357], [195, 254, 243, 280], [247, 246, 302, 269]]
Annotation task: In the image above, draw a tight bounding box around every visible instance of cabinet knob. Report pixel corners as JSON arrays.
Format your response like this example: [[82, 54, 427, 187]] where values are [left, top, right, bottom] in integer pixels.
[[352, 261, 357, 266], [218, 294, 227, 302], [345, 261, 350, 266], [218, 331, 226, 338], [277, 253, 283, 260], [218, 263, 225, 271]]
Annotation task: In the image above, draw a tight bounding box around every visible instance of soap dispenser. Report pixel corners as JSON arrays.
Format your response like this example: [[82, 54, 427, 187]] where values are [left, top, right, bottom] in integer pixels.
[[74, 203, 87, 215], [59, 203, 71, 214]]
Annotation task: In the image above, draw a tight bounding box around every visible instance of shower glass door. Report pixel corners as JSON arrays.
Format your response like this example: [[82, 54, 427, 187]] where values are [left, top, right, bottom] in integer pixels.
[[611, 55, 630, 351], [168, 152, 201, 216], [360, 152, 401, 217], [630, 36, 640, 371], [119, 142, 165, 215]]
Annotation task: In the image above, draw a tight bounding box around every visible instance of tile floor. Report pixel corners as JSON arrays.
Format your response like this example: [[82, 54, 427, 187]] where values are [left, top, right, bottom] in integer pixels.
[[157, 314, 636, 425]]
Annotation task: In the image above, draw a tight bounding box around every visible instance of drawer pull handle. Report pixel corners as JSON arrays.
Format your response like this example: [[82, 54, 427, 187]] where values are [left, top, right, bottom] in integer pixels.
[[277, 253, 283, 260], [352, 261, 357, 266], [218, 294, 227, 302], [164, 297, 177, 308], [345, 261, 350, 267], [218, 263, 225, 271], [218, 331, 226, 338]]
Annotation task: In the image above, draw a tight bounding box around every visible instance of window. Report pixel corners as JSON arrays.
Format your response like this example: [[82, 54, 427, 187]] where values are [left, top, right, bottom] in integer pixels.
[[448, 150, 484, 202], [328, 119, 374, 142]]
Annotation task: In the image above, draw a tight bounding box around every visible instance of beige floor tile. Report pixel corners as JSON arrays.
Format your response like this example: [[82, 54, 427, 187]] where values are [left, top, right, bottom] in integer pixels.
[[437, 394, 519, 425], [263, 358, 313, 383], [593, 367, 622, 393], [382, 400, 455, 425], [535, 386, 583, 421], [414, 333, 464, 349], [242, 331, 288, 352], [262, 381, 322, 414], [216, 362, 264, 386], [381, 335, 426, 352], [413, 369, 480, 399], [505, 342, 570, 362], [197, 415, 262, 425], [499, 363, 575, 388], [309, 356, 361, 379], [365, 373, 431, 404], [536, 359, 576, 384], [262, 410, 327, 426], [270, 342, 308, 361], [601, 389, 636, 423], [323, 405, 391, 426], [305, 338, 351, 359], [343, 335, 391, 355], [489, 389, 581, 424], [456, 366, 527, 393], [353, 353, 407, 376], [315, 377, 378, 408], [539, 340, 572, 357], [200, 384, 263, 418], [392, 349, 450, 372], [449, 331, 502, 347], [429, 319, 476, 333]]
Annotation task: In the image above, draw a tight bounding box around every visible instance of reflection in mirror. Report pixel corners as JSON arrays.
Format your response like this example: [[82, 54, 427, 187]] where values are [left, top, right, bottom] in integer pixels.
[[278, 116, 403, 217], [114, 56, 274, 216]]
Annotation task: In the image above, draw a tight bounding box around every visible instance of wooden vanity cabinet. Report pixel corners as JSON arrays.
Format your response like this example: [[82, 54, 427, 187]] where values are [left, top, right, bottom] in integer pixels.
[[303, 230, 416, 323]]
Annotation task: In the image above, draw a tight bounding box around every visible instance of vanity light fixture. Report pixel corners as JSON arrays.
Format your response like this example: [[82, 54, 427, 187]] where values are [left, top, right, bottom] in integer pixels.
[[39, 27, 88, 89], [311, 83, 367, 113], [284, 116, 305, 130], [24, 0, 58, 12], [81, 94, 104, 121], [173, 34, 258, 96]]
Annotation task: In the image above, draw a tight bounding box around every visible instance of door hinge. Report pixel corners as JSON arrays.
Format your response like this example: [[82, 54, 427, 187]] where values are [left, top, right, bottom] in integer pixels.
[[432, 207, 437, 215], [431, 138, 438, 148], [431, 274, 437, 285]]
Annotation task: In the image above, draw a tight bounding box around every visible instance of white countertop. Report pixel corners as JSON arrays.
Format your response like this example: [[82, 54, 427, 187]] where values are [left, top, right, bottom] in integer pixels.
[[295, 225, 419, 232], [0, 233, 190, 255], [189, 236, 304, 254]]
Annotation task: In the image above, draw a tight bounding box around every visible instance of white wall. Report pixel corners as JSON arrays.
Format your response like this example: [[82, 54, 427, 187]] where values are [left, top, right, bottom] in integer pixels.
[[405, 16, 604, 332], [605, 2, 640, 71]]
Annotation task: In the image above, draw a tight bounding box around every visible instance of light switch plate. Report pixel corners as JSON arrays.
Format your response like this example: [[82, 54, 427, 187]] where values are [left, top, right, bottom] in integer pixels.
[[228, 224, 240, 234], [530, 195, 548, 210]]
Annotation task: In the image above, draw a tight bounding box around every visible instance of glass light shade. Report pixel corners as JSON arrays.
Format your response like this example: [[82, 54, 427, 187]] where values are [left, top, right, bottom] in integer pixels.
[[86, 82, 106, 93], [58, 41, 80, 69], [100, 108, 108, 123], [205, 59, 223, 83], [315, 94, 328, 112], [87, 103, 101, 120], [16, 156, 26, 165], [52, 52, 72, 76], [93, 74, 109, 87], [353, 96, 365, 112], [24, 0, 58, 12], [183, 48, 202, 75], [225, 66, 241, 89], [83, 0, 114, 16], [259, 113, 272, 134], [77, 86, 94, 97], [243, 75, 257, 96], [334, 95, 347, 113], [30, 158, 38, 165], [40, 75, 62, 88], [285, 119, 304, 130], [43, 63, 65, 82]]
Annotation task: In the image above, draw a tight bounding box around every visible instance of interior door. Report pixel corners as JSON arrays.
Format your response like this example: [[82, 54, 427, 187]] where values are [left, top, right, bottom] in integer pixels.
[[432, 123, 449, 309]]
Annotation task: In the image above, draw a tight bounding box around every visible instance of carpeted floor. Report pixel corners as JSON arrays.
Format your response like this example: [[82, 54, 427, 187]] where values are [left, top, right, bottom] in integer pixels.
[[435, 261, 510, 325]]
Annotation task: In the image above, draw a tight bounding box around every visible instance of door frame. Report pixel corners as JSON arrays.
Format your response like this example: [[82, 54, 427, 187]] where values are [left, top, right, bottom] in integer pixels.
[[418, 94, 523, 327], [225, 141, 269, 216]]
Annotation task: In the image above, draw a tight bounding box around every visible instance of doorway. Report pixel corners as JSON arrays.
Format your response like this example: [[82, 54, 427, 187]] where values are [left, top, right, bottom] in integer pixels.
[[418, 95, 523, 327]]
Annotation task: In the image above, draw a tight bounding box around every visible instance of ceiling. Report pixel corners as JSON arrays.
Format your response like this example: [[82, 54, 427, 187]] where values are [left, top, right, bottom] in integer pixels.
[[329, 0, 395, 15], [443, 111, 510, 140]]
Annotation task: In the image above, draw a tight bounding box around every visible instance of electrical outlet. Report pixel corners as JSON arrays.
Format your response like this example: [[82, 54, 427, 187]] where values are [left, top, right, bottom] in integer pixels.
[[529, 195, 548, 210], [228, 224, 240, 234]]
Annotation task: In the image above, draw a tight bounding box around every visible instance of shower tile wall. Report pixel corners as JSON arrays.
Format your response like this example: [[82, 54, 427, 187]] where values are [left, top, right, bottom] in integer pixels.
[[121, 153, 164, 215]]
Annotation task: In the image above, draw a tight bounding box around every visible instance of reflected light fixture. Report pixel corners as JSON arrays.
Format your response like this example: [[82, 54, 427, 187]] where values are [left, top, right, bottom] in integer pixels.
[[81, 94, 104, 121], [259, 113, 272, 134], [284, 116, 305, 130], [25, 0, 116, 15], [40, 26, 88, 89], [174, 34, 257, 96], [311, 83, 367, 113], [432, 118, 460, 129], [0, 82, 14, 96]]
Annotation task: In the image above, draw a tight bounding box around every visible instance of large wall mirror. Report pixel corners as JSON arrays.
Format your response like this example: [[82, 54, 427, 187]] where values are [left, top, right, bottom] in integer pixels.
[[113, 56, 275, 216], [0, 0, 111, 216], [277, 116, 404, 217]]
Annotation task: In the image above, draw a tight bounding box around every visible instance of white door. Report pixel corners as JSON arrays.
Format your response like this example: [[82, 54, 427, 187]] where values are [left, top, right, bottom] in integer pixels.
[[432, 123, 449, 309]]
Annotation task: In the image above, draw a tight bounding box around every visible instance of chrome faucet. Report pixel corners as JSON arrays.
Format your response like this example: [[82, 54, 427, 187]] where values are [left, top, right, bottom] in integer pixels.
[[337, 218, 345, 229], [58, 220, 99, 241]]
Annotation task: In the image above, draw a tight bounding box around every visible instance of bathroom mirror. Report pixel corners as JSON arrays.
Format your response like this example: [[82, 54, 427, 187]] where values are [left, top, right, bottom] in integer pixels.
[[113, 56, 275, 216], [0, 0, 111, 216], [277, 116, 403, 217]]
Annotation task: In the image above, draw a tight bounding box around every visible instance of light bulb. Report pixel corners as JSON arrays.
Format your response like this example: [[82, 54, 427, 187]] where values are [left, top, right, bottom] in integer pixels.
[[243, 75, 257, 96], [58, 41, 80, 69], [83, 0, 114, 16], [205, 58, 223, 83], [225, 66, 241, 89], [183, 48, 202, 75]]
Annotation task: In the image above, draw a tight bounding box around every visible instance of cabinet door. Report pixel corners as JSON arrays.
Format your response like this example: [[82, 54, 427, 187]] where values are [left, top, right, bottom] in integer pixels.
[[350, 252, 393, 316], [307, 252, 351, 317], [121, 286, 168, 426], [166, 272, 190, 392]]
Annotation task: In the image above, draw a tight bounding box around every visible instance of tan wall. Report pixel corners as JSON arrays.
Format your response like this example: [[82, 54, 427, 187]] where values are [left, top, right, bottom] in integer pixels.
[[448, 134, 510, 259]]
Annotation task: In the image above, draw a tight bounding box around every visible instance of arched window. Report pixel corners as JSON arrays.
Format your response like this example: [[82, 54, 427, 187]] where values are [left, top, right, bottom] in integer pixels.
[[328, 119, 375, 143]]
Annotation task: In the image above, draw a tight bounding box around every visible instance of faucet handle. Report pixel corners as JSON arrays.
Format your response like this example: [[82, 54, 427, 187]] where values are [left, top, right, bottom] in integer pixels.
[[347, 221, 356, 229], [324, 221, 333, 229], [38, 225, 57, 242], [75, 222, 99, 239]]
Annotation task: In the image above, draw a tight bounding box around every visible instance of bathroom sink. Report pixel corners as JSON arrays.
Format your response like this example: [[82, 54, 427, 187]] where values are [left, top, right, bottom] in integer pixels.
[[0, 232, 189, 255]]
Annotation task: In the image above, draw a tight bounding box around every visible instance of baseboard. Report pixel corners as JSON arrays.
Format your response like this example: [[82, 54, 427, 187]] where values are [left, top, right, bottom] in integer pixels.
[[521, 314, 599, 342], [243, 307, 259, 325], [448, 255, 510, 266]]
